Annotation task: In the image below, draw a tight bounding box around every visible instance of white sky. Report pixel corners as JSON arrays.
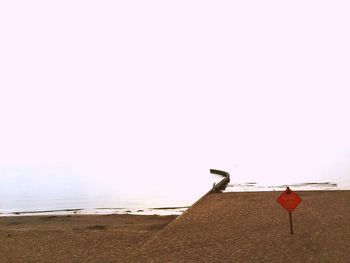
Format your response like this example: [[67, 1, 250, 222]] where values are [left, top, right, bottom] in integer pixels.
[[1, 1, 350, 201]]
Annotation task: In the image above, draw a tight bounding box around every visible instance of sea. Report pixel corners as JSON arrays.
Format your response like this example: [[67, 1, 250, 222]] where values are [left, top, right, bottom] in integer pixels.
[[1, 173, 349, 217]]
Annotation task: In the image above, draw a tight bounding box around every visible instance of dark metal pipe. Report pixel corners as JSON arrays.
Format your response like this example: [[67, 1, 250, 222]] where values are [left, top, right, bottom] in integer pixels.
[[209, 169, 230, 193]]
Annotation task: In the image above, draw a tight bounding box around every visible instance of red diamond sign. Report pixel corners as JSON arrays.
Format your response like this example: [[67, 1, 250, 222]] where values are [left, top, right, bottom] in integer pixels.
[[277, 187, 301, 213]]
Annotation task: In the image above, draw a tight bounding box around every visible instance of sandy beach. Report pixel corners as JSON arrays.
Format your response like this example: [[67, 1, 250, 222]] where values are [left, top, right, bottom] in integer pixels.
[[0, 214, 176, 263], [1, 190, 350, 262]]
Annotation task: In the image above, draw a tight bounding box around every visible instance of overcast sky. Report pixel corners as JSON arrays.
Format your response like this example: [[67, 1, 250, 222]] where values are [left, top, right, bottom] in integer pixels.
[[1, 1, 350, 201]]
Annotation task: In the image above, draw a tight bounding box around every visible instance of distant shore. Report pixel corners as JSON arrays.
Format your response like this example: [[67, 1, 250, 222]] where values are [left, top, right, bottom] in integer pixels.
[[0, 206, 189, 217]]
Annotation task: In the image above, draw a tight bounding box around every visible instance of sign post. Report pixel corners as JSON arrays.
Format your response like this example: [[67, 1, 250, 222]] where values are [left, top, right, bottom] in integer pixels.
[[277, 187, 301, 235], [289, 212, 293, 235]]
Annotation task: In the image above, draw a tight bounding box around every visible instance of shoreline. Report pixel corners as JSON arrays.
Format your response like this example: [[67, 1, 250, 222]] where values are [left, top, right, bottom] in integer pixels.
[[1, 188, 347, 217], [0, 206, 190, 217], [1, 181, 343, 217], [1, 190, 349, 262]]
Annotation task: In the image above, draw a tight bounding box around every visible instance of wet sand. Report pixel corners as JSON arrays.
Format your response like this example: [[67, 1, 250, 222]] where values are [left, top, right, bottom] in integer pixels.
[[1, 191, 350, 262]]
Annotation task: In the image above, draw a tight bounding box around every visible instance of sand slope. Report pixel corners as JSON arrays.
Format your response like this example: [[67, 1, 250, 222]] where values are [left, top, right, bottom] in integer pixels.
[[129, 191, 350, 262]]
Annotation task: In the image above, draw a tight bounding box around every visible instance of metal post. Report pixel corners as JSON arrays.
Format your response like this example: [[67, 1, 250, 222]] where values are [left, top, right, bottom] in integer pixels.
[[289, 212, 294, 235]]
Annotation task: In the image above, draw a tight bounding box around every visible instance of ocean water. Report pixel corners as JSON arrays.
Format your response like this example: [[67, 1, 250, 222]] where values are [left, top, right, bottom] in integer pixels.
[[1, 173, 348, 217]]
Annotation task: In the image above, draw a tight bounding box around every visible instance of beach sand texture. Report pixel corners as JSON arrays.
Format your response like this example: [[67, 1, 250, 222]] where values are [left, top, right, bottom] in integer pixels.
[[1, 191, 350, 262], [129, 191, 350, 262], [0, 214, 176, 263]]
